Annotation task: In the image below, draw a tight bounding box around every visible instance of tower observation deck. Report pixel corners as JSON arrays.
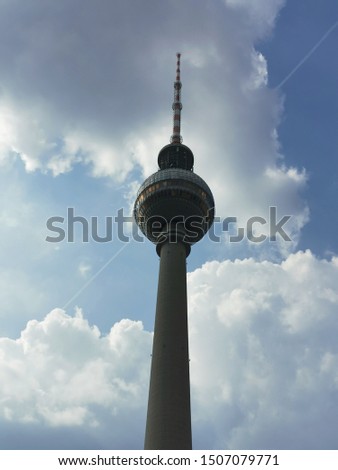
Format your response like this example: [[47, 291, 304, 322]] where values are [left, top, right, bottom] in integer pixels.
[[134, 53, 215, 449]]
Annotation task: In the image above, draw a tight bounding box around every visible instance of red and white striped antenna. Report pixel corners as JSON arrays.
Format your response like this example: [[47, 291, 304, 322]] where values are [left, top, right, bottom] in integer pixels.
[[171, 52, 183, 144]]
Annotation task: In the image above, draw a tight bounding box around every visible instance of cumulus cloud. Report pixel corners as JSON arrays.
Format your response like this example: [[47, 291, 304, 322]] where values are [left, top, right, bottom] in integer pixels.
[[0, 0, 308, 252], [0, 307, 152, 448], [0, 308, 150, 424], [189, 250, 338, 449], [1, 251, 337, 449]]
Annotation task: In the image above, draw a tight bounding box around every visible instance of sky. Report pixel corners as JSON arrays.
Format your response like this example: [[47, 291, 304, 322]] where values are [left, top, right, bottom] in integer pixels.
[[0, 0, 338, 450]]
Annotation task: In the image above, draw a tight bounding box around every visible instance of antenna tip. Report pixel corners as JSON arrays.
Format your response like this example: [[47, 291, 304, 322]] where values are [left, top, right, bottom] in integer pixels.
[[177, 52, 181, 58]]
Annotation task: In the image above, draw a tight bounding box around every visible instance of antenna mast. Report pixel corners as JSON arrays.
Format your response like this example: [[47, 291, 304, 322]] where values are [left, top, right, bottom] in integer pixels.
[[171, 52, 183, 144]]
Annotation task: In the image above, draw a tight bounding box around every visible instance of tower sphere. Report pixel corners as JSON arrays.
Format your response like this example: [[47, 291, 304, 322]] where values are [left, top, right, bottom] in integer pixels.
[[133, 160, 215, 248]]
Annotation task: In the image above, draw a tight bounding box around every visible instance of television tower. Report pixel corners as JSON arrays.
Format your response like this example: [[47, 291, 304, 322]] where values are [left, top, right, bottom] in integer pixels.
[[134, 53, 215, 450]]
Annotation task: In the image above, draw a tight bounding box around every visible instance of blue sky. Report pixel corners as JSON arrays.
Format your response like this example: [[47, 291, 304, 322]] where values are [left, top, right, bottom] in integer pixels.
[[0, 0, 338, 450], [259, 0, 338, 256]]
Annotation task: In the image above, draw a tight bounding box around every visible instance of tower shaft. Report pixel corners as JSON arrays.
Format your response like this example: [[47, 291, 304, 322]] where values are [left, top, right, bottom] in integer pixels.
[[144, 241, 192, 450], [135, 53, 214, 450]]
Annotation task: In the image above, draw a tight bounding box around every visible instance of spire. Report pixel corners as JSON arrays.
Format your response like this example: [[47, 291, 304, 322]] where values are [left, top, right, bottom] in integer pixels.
[[158, 53, 194, 171], [171, 52, 183, 144]]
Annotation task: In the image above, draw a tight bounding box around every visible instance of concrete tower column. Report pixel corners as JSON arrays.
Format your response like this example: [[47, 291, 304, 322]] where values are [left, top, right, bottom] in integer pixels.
[[144, 240, 192, 450], [134, 53, 214, 450]]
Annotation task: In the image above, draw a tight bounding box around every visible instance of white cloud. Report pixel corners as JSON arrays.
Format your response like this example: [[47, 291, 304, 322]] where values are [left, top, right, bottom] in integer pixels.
[[0, 308, 151, 432], [0, 0, 308, 254], [224, 0, 286, 36], [78, 262, 91, 278], [189, 250, 338, 449], [1, 251, 338, 449], [248, 50, 268, 89]]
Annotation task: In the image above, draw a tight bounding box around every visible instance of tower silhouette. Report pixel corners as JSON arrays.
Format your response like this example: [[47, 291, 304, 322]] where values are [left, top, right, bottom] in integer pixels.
[[134, 53, 215, 450]]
